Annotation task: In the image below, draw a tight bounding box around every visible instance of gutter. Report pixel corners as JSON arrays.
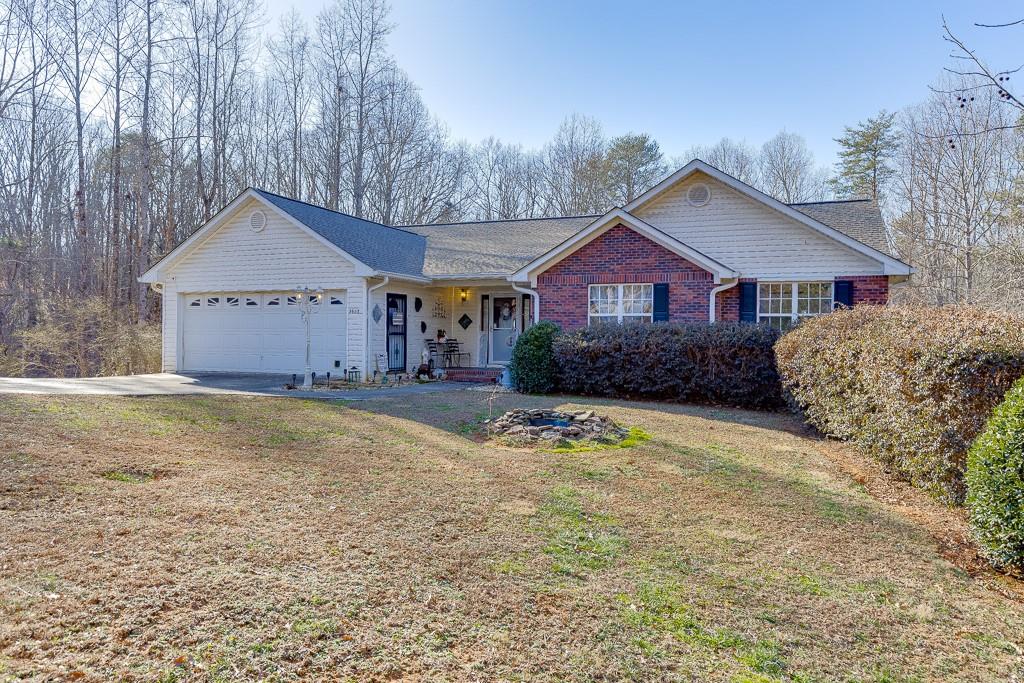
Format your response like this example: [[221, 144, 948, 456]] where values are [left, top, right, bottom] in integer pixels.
[[511, 283, 540, 324], [364, 276, 390, 380], [709, 279, 738, 323], [376, 270, 432, 284]]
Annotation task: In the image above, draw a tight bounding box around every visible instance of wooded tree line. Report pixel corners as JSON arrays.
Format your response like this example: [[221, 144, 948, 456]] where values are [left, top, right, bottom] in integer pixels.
[[0, 0, 1021, 375]]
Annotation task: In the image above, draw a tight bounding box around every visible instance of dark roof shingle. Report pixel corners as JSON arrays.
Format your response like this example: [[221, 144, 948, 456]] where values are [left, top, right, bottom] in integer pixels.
[[788, 199, 891, 255], [254, 189, 427, 277], [405, 215, 599, 277]]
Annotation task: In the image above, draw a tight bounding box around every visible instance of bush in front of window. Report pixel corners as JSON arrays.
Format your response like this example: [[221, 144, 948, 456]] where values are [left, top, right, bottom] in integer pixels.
[[552, 322, 783, 410], [775, 305, 1024, 504], [509, 321, 562, 394], [966, 376, 1024, 571]]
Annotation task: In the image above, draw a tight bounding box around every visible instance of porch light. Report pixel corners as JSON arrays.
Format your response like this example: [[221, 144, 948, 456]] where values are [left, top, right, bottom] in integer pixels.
[[459, 288, 469, 302]]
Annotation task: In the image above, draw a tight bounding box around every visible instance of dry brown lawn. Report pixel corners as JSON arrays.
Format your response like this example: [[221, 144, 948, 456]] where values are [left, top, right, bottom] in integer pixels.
[[0, 391, 1022, 682]]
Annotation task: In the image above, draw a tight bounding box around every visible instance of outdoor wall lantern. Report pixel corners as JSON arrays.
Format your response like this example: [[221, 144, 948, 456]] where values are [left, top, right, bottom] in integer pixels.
[[459, 288, 469, 302]]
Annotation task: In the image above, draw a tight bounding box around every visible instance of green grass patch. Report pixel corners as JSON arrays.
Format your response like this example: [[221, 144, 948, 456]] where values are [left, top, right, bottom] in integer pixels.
[[493, 556, 528, 575], [618, 581, 793, 679], [544, 427, 652, 454], [535, 485, 626, 576], [291, 618, 339, 639], [102, 468, 154, 484]]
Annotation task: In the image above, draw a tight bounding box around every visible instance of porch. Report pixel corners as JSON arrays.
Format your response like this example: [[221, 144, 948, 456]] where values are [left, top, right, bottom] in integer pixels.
[[366, 279, 535, 377]]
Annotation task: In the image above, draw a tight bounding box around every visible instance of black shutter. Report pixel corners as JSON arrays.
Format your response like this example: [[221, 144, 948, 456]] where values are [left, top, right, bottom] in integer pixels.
[[834, 280, 854, 309], [739, 282, 757, 322], [653, 283, 669, 322]]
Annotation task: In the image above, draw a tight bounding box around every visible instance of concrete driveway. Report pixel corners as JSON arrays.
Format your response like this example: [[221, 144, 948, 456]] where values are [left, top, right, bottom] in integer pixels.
[[0, 373, 468, 399]]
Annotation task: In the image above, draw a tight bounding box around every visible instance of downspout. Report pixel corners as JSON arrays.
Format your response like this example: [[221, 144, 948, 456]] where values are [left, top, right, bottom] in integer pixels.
[[511, 283, 540, 324], [708, 279, 738, 323], [365, 276, 389, 381]]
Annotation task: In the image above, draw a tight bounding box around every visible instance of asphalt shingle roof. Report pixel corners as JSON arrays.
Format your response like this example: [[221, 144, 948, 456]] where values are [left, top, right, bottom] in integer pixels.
[[789, 199, 891, 255], [255, 188, 892, 279], [405, 215, 599, 277], [254, 189, 427, 277]]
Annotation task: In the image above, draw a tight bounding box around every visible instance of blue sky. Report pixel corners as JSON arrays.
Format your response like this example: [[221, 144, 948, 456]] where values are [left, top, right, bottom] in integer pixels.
[[267, 0, 1021, 166]]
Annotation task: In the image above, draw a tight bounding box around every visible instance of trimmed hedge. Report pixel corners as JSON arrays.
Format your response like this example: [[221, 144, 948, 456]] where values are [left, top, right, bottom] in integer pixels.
[[552, 322, 783, 409], [510, 321, 561, 394], [966, 377, 1024, 570], [775, 306, 1024, 503]]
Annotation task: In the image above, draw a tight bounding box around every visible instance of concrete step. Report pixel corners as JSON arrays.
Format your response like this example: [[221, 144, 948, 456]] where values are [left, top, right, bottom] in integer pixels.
[[444, 367, 503, 383]]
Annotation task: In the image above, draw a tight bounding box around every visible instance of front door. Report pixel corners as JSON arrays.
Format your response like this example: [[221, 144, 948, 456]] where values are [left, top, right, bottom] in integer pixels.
[[386, 293, 407, 372], [489, 296, 518, 365]]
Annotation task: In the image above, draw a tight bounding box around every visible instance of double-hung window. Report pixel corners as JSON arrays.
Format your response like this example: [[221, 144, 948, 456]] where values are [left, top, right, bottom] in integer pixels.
[[757, 282, 833, 330], [588, 284, 653, 325]]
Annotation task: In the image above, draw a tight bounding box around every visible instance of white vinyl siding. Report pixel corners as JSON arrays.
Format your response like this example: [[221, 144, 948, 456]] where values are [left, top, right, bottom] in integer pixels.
[[160, 198, 367, 374], [757, 281, 833, 330], [588, 284, 653, 325], [633, 173, 882, 278]]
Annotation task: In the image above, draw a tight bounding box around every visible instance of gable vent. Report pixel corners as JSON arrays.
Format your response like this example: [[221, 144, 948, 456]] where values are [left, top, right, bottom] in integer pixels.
[[686, 183, 711, 207], [249, 210, 267, 232]]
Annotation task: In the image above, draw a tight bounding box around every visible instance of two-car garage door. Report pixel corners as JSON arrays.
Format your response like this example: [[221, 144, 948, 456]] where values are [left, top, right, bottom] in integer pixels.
[[181, 291, 347, 374]]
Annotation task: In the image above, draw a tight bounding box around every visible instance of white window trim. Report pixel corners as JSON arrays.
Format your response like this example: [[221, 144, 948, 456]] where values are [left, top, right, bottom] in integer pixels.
[[756, 281, 834, 327], [588, 283, 654, 325]]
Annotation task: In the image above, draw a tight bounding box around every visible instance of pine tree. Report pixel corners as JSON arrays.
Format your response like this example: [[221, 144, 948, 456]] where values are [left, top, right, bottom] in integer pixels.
[[830, 111, 900, 201]]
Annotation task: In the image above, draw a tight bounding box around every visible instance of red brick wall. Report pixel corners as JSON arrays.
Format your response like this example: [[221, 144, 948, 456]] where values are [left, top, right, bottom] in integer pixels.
[[839, 275, 889, 305], [714, 278, 757, 322], [536, 223, 715, 330], [533, 225, 891, 329]]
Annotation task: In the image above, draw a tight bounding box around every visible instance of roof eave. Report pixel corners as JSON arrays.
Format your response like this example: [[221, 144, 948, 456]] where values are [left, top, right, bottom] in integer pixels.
[[373, 270, 432, 284]]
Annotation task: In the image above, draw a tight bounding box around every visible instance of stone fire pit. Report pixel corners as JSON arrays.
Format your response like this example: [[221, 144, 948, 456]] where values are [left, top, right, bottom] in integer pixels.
[[485, 408, 628, 445]]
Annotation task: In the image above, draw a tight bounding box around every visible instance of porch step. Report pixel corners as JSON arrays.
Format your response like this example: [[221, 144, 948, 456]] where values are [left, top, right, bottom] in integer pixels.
[[444, 367, 503, 383]]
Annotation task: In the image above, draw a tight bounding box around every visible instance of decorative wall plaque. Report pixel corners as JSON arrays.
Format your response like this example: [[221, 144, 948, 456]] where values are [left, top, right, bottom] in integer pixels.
[[432, 299, 448, 319]]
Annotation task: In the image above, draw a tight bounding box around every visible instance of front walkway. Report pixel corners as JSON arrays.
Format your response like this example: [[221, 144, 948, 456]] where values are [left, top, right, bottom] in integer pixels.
[[0, 373, 475, 399]]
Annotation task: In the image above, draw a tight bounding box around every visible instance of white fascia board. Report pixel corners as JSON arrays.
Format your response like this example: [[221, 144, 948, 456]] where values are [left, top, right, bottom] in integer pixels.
[[138, 188, 377, 283], [509, 208, 737, 284], [756, 275, 837, 282], [625, 159, 913, 276], [376, 271, 432, 284]]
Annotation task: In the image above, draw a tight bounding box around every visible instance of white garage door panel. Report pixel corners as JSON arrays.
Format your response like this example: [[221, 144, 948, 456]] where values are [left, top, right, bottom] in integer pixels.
[[182, 292, 347, 374]]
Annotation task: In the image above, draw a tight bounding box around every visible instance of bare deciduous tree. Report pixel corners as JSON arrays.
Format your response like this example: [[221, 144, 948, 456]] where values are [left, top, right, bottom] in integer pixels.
[[684, 137, 760, 186], [759, 131, 830, 203]]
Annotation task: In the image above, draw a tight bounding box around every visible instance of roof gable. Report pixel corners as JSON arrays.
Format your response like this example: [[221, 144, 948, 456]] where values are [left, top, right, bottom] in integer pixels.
[[510, 208, 737, 284], [626, 160, 911, 276]]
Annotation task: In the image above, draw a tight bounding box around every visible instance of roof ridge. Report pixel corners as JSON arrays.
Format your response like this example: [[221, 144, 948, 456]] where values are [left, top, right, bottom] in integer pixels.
[[400, 213, 601, 228], [251, 187, 424, 238], [789, 198, 873, 206]]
